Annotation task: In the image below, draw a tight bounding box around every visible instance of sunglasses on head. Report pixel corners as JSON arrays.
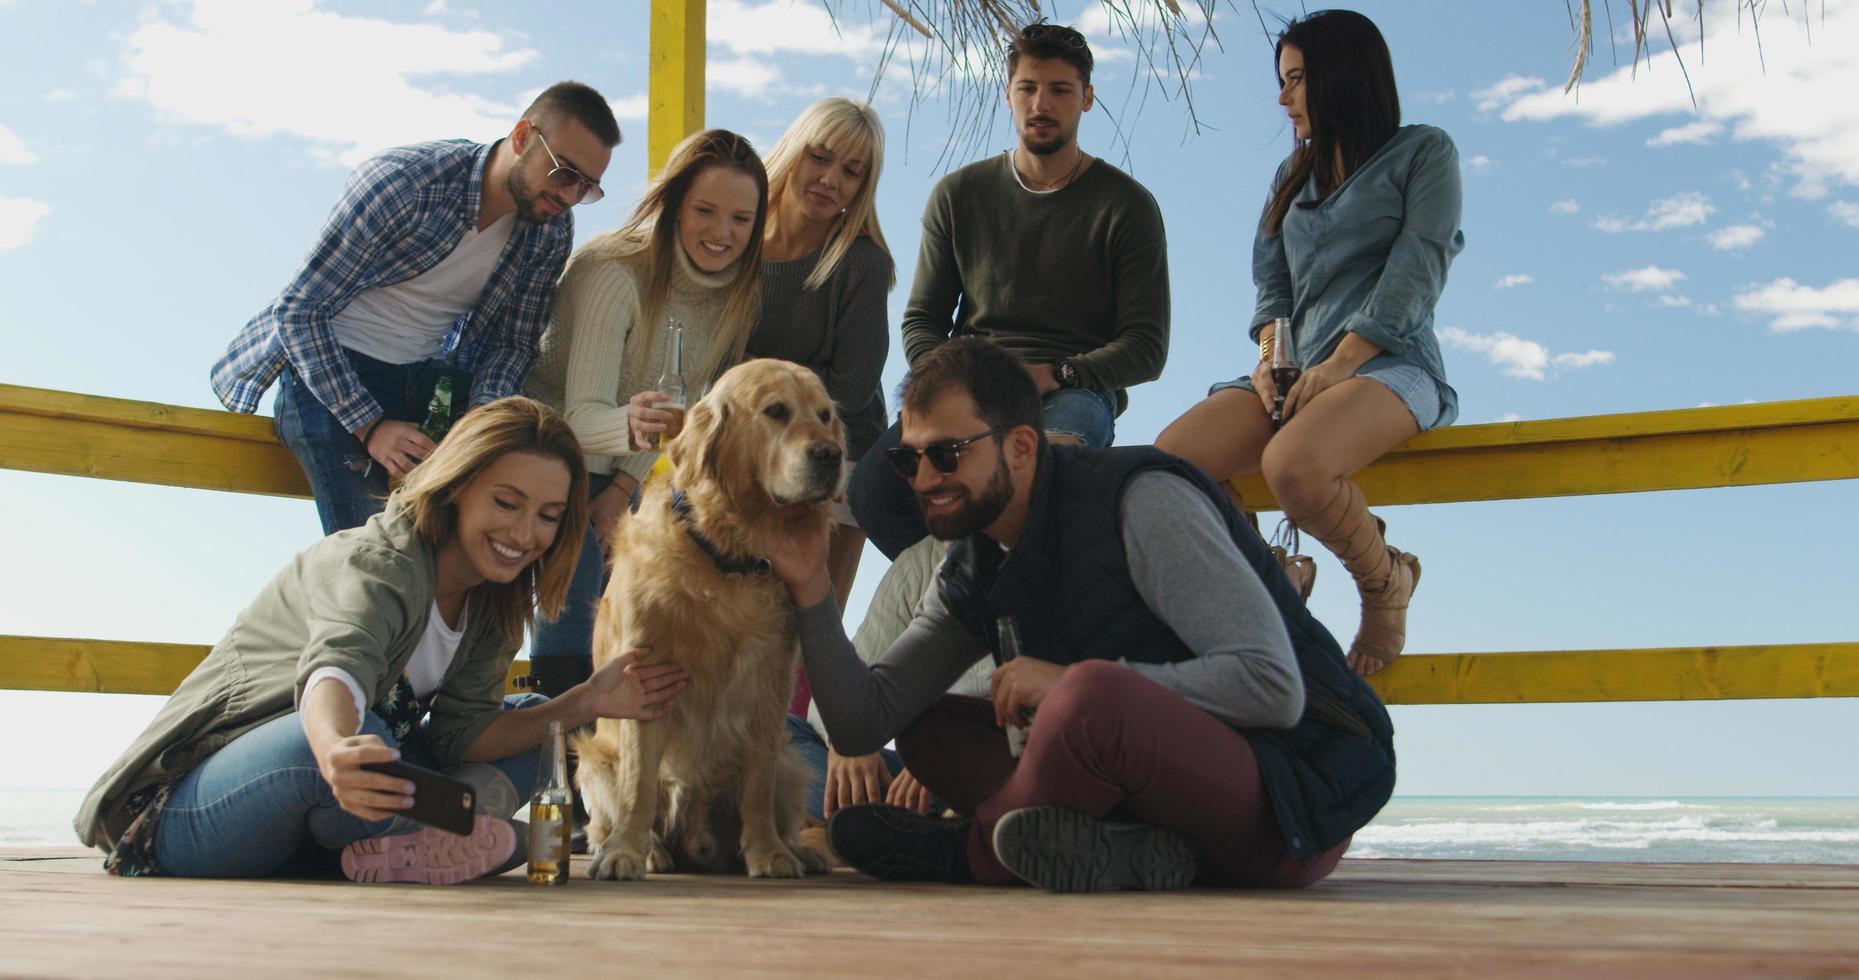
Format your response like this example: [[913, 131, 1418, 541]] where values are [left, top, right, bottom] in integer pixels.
[[885, 426, 1009, 479], [532, 127, 604, 205]]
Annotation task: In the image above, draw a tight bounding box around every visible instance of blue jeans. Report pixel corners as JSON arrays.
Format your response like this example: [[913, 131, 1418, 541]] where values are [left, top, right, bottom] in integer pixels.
[[151, 694, 544, 878], [273, 348, 471, 535], [784, 714, 912, 824], [531, 472, 615, 662], [848, 387, 1117, 559]]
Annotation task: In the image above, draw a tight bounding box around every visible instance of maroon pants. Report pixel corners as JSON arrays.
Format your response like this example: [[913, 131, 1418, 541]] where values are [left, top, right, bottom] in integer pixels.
[[895, 660, 1350, 886]]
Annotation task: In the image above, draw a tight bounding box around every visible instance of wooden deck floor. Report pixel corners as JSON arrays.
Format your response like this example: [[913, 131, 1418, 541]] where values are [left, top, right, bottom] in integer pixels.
[[6, 848, 1858, 978]]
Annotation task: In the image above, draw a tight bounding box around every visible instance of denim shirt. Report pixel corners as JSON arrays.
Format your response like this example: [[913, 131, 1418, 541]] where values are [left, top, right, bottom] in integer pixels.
[[1251, 125, 1464, 427]]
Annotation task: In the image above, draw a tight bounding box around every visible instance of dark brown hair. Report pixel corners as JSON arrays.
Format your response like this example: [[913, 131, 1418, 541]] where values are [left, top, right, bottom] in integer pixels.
[[1007, 22, 1094, 85], [900, 338, 1044, 441], [1264, 10, 1401, 234], [523, 81, 622, 148]]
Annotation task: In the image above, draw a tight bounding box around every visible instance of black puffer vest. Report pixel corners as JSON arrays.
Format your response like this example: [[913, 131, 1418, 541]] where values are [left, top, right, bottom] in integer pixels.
[[937, 445, 1396, 860]]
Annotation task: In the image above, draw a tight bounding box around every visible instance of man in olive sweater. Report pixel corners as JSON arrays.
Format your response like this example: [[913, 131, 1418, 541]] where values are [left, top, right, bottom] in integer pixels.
[[848, 22, 1171, 559]]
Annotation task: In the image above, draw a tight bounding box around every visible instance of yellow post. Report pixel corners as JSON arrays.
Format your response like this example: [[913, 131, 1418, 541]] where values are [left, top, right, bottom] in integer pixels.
[[648, 0, 706, 175]]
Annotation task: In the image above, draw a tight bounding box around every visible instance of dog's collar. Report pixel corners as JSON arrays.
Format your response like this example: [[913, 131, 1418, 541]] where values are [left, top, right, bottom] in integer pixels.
[[644, 487, 773, 578]]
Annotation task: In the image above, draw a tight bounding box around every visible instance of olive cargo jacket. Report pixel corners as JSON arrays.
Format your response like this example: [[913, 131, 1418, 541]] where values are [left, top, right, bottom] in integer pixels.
[[74, 509, 518, 850]]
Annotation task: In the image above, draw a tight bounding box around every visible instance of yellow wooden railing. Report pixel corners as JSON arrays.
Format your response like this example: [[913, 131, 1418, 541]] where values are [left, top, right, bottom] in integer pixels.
[[5, 381, 1857, 705]]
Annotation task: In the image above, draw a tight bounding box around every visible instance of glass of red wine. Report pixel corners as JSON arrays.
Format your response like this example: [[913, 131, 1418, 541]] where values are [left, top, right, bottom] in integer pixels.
[[1270, 316, 1299, 429]]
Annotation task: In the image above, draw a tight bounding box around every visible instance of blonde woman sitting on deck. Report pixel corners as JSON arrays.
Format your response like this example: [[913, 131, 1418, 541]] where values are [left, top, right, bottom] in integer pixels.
[[746, 97, 896, 612], [522, 129, 769, 701], [75, 398, 687, 883], [1155, 9, 1464, 676]]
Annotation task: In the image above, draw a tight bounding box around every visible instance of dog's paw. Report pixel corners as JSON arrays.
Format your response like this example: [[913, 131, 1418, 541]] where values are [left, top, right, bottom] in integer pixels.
[[744, 845, 806, 879], [790, 842, 831, 875], [587, 846, 649, 881], [647, 837, 675, 874]]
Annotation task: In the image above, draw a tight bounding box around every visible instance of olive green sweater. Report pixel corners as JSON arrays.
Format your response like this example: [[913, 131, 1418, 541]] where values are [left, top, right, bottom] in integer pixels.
[[74, 509, 518, 850], [901, 153, 1171, 414]]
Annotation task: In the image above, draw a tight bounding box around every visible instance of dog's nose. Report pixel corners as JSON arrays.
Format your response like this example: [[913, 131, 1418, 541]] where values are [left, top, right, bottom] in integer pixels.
[[808, 443, 843, 467]]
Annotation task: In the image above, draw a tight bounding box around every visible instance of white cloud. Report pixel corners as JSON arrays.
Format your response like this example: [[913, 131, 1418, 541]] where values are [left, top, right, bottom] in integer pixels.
[[1593, 191, 1714, 233], [1472, 75, 1543, 112], [1646, 120, 1722, 146], [608, 93, 647, 123], [1494, 274, 1534, 289], [116, 0, 537, 166], [1706, 223, 1766, 251], [1733, 277, 1859, 332], [1482, 3, 1859, 197], [1603, 265, 1687, 292], [1549, 198, 1580, 215], [1437, 326, 1616, 381], [708, 0, 885, 60], [707, 56, 782, 99], [0, 122, 35, 164], [1464, 153, 1496, 175], [1419, 90, 1455, 105], [0, 197, 52, 249], [1831, 201, 1859, 228], [1561, 155, 1604, 168], [44, 89, 77, 103]]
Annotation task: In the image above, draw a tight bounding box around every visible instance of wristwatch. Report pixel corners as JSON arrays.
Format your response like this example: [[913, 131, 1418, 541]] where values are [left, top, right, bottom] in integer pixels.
[[1055, 359, 1081, 389]]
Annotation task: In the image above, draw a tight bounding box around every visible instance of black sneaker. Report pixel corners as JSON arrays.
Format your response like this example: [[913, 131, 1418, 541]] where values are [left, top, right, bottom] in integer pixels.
[[991, 806, 1198, 892], [826, 804, 976, 883]]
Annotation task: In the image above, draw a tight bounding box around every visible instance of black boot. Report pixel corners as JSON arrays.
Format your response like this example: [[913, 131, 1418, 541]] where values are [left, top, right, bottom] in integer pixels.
[[526, 657, 594, 852], [826, 804, 976, 883]]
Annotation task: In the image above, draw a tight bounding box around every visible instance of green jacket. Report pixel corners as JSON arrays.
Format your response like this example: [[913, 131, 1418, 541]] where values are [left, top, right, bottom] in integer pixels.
[[74, 509, 518, 850]]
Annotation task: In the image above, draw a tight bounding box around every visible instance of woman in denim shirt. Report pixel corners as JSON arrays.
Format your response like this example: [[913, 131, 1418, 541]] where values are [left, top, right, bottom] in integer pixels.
[[1158, 9, 1463, 676]]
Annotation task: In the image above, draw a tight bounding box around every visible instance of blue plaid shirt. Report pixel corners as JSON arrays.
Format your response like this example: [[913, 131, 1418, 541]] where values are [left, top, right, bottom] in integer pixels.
[[210, 139, 574, 433]]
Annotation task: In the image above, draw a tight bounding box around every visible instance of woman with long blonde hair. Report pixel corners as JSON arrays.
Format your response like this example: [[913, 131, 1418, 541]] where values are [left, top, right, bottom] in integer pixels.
[[524, 129, 770, 697], [750, 98, 894, 607], [743, 98, 903, 826], [76, 397, 687, 883]]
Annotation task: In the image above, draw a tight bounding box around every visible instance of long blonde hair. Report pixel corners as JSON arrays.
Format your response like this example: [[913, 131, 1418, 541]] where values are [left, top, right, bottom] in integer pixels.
[[574, 129, 769, 383], [393, 396, 589, 646], [762, 98, 894, 291]]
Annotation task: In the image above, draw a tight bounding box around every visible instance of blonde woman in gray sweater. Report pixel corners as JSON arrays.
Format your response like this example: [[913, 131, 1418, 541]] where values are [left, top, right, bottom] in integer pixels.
[[747, 98, 896, 613], [525, 130, 769, 695]]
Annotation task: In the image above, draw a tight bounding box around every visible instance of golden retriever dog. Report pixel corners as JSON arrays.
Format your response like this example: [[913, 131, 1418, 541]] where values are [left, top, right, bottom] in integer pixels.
[[575, 359, 844, 880]]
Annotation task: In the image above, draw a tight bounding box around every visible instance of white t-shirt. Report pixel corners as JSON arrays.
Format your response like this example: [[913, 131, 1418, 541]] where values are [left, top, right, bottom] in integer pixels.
[[330, 212, 516, 364], [303, 601, 468, 735]]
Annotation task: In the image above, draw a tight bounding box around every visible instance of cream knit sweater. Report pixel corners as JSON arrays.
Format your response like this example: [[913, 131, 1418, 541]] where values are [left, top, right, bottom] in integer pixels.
[[526, 244, 740, 482]]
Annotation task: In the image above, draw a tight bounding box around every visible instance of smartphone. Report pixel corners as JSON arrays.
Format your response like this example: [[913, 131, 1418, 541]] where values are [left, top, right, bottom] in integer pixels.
[[361, 760, 477, 836]]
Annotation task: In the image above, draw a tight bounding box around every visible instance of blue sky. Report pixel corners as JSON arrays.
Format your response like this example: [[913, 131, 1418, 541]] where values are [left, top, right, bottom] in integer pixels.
[[2, 0, 1856, 801]]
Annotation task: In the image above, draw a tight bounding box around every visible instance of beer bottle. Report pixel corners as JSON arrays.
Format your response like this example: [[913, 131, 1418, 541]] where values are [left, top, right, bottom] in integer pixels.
[[419, 375, 455, 442], [650, 317, 688, 450], [527, 720, 573, 885], [994, 615, 1032, 758]]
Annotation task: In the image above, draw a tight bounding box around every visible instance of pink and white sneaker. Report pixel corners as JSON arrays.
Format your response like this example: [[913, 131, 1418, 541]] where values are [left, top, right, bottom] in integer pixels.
[[340, 815, 517, 885]]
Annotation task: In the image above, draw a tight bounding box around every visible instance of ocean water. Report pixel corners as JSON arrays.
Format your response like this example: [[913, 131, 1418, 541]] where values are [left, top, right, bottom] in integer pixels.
[[9, 790, 1859, 863], [1352, 797, 1859, 863]]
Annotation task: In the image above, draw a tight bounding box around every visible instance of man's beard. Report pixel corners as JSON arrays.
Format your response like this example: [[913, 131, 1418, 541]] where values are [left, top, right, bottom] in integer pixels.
[[507, 162, 560, 225], [921, 455, 1013, 541], [1019, 119, 1073, 158]]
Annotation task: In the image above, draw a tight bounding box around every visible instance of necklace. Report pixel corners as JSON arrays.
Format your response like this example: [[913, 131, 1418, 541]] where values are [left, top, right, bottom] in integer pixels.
[[1012, 147, 1086, 192]]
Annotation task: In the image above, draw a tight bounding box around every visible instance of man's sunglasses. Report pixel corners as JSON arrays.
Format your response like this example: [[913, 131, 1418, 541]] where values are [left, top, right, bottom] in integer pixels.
[[533, 128, 604, 205], [885, 426, 1008, 479]]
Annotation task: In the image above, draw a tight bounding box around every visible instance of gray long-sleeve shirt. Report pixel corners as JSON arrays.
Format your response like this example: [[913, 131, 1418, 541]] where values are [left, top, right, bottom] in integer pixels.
[[798, 471, 1302, 755]]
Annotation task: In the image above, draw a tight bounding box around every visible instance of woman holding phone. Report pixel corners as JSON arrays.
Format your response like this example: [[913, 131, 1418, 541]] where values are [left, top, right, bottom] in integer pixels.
[[75, 397, 688, 882], [1156, 9, 1464, 676]]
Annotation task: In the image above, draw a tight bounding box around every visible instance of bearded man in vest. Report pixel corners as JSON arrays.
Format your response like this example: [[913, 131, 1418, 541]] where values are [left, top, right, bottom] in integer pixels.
[[767, 337, 1395, 892]]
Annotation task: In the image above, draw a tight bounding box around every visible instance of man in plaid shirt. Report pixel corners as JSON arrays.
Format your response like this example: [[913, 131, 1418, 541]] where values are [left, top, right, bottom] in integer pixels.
[[211, 81, 620, 534]]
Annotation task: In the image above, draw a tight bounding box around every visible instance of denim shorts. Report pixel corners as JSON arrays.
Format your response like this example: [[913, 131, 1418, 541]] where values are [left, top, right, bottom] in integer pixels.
[[1211, 362, 1447, 432], [1041, 387, 1117, 445]]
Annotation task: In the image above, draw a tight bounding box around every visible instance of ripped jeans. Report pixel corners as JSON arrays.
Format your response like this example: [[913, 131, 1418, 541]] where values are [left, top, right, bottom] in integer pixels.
[[273, 348, 470, 536]]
